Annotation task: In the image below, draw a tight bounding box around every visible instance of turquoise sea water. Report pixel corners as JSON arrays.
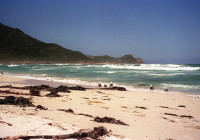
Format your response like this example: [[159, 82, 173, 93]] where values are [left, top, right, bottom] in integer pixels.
[[0, 64, 200, 95]]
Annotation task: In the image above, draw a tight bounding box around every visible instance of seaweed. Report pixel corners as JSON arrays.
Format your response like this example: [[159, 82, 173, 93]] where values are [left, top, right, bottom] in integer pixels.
[[13, 126, 108, 140], [135, 106, 147, 110], [58, 109, 74, 113], [94, 116, 128, 126], [164, 113, 194, 119], [35, 105, 48, 110], [164, 113, 178, 117], [0, 96, 34, 107], [178, 105, 186, 108], [46, 91, 60, 97], [110, 86, 126, 91], [30, 89, 40, 96]]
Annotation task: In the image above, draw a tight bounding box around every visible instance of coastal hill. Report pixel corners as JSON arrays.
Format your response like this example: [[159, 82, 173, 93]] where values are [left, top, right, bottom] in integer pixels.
[[88, 55, 143, 64], [0, 23, 144, 64]]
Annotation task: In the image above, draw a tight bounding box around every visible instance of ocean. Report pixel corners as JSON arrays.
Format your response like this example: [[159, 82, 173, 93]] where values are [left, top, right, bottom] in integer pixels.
[[0, 64, 200, 95]]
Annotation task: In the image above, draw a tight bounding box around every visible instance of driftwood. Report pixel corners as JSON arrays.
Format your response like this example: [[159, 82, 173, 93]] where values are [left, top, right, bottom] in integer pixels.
[[8, 126, 108, 140]]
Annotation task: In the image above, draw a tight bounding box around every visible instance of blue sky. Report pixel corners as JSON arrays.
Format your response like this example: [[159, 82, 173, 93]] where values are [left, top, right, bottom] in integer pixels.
[[0, 0, 200, 64]]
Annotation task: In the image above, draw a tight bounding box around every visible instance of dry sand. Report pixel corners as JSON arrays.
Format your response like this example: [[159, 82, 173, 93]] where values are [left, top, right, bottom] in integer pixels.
[[0, 74, 200, 140]]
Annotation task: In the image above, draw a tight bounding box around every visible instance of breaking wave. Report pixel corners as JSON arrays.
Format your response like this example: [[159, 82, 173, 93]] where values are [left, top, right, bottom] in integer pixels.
[[98, 64, 200, 71]]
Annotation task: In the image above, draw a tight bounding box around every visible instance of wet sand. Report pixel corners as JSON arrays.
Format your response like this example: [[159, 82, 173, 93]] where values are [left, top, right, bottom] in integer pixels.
[[0, 74, 200, 140]]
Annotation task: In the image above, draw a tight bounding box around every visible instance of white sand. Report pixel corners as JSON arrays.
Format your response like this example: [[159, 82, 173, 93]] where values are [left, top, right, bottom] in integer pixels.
[[0, 74, 200, 140]]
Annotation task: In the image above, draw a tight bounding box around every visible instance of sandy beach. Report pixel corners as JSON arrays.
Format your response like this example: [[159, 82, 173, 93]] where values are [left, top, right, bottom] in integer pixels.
[[0, 74, 200, 140]]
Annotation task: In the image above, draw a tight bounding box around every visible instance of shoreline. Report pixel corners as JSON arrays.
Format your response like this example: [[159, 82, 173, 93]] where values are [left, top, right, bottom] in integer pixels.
[[0, 74, 200, 139], [2, 72, 200, 98]]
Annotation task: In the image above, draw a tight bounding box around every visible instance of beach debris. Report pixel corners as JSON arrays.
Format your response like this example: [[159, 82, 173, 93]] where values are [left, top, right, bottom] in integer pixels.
[[0, 120, 12, 126], [40, 84, 50, 89], [69, 86, 86, 91], [159, 106, 178, 110], [35, 105, 48, 110], [0, 89, 23, 95], [164, 113, 178, 117], [58, 109, 94, 118], [15, 97, 34, 107], [121, 106, 128, 108], [94, 116, 128, 126], [46, 91, 60, 97], [30, 89, 40, 96], [102, 98, 110, 101], [161, 117, 175, 123], [178, 105, 186, 108], [0, 96, 34, 107], [159, 106, 170, 109], [0, 84, 86, 92], [97, 91, 106, 94], [54, 85, 86, 91], [0, 99, 5, 104], [135, 106, 147, 110], [25, 85, 51, 90], [164, 113, 194, 119], [110, 86, 126, 91], [3, 96, 15, 104], [77, 113, 94, 118], [10, 126, 108, 140], [55, 85, 70, 92], [89, 126, 108, 139], [58, 109, 74, 113], [194, 126, 200, 129], [87, 100, 102, 104], [0, 84, 12, 88], [179, 115, 194, 119]]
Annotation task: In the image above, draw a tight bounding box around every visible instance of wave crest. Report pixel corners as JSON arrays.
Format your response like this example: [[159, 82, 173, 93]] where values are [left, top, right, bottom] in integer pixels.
[[98, 64, 200, 71]]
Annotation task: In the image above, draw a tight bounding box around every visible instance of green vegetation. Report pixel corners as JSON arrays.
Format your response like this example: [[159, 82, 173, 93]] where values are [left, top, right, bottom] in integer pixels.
[[88, 54, 143, 64], [0, 23, 143, 64], [0, 23, 92, 63]]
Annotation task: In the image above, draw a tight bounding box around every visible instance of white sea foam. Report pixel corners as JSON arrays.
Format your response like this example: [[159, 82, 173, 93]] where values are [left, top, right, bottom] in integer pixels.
[[12, 74, 99, 87], [7, 64, 19, 67], [145, 73, 185, 77], [97, 64, 200, 71], [30, 67, 58, 71], [95, 71, 116, 74], [161, 83, 199, 89]]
